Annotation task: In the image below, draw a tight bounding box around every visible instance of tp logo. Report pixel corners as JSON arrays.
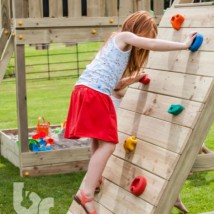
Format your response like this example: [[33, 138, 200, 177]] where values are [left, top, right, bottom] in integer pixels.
[[13, 182, 54, 214]]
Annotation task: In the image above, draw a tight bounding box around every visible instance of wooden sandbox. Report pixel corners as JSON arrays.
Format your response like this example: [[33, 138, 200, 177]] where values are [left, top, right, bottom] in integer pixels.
[[0, 127, 91, 176]]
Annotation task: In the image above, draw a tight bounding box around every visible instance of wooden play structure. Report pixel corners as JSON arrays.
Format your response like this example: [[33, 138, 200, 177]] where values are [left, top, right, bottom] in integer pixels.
[[68, 0, 214, 214], [0, 1, 164, 176], [0, 0, 214, 213]]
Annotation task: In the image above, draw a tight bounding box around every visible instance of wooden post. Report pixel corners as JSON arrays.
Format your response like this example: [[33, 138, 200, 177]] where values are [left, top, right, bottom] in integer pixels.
[[153, 0, 164, 16], [68, 0, 82, 17], [12, 0, 28, 159]]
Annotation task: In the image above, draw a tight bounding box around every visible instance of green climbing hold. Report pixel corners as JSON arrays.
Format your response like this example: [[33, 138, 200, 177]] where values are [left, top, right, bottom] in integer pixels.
[[168, 104, 184, 115]]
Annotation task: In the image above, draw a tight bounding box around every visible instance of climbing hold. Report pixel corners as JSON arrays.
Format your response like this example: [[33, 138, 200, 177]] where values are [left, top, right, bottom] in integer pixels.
[[124, 136, 137, 153], [4, 30, 9, 35], [12, 33, 16, 37], [109, 19, 114, 24], [18, 34, 23, 40], [189, 33, 203, 52], [91, 29, 97, 35], [130, 176, 147, 196], [170, 14, 185, 31], [18, 21, 23, 26], [139, 75, 150, 85], [168, 104, 184, 115]]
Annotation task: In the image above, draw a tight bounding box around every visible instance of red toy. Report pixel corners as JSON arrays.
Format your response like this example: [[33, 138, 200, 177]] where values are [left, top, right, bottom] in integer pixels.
[[139, 75, 150, 85], [171, 14, 185, 31], [130, 176, 147, 196]]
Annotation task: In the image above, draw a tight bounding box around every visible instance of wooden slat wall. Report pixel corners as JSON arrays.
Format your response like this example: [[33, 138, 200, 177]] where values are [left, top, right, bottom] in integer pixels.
[[87, 0, 105, 17]]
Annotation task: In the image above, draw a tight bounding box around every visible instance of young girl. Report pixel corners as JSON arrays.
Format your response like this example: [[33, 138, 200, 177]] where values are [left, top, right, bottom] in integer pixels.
[[64, 11, 197, 214]]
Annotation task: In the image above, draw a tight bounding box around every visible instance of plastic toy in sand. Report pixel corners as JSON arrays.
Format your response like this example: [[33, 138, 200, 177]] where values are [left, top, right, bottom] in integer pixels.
[[189, 33, 203, 52], [139, 75, 150, 85], [170, 14, 185, 30], [29, 132, 52, 152], [130, 176, 147, 196], [168, 104, 184, 115], [37, 116, 50, 137], [124, 136, 137, 153]]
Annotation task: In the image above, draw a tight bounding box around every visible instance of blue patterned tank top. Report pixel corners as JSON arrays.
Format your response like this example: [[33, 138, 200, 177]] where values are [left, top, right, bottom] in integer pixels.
[[76, 36, 131, 95]]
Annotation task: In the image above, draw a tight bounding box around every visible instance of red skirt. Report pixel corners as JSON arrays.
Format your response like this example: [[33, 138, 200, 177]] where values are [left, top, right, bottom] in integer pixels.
[[64, 85, 118, 144]]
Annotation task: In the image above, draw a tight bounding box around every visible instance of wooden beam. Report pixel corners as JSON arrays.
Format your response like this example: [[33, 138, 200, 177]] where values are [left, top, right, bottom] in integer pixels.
[[14, 17, 125, 28], [192, 153, 214, 172], [0, 34, 14, 83], [175, 2, 214, 7], [12, 0, 28, 166], [105, 0, 117, 16]]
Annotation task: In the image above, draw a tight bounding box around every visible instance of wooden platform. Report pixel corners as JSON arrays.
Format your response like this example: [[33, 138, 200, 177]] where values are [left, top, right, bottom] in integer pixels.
[[68, 1, 214, 214]]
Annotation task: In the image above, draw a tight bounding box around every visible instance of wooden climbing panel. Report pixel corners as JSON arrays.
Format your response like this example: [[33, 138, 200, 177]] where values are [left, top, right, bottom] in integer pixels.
[[68, 1, 214, 214]]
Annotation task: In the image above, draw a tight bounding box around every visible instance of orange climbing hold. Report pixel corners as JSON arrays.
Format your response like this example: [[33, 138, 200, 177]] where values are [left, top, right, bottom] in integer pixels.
[[170, 14, 185, 30]]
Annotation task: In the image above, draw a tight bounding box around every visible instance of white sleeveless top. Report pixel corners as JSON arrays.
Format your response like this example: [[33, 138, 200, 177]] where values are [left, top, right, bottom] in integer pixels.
[[76, 36, 131, 95]]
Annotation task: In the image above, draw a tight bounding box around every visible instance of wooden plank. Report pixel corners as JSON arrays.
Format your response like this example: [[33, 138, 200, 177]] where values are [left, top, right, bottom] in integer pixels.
[[0, 35, 14, 83], [28, 0, 43, 18], [114, 132, 179, 180], [103, 155, 167, 206], [21, 147, 90, 167], [87, 0, 105, 17], [23, 0, 29, 18], [154, 83, 214, 213], [192, 153, 214, 172], [12, 0, 24, 18], [117, 108, 192, 154], [15, 17, 125, 28], [49, 0, 63, 18], [0, 131, 20, 167], [159, 6, 214, 28], [15, 27, 118, 44], [68, 0, 82, 17], [96, 179, 155, 214], [121, 88, 203, 128], [22, 160, 89, 176], [175, 2, 214, 7], [119, 0, 134, 17], [131, 69, 213, 103], [147, 51, 214, 78], [157, 28, 214, 52], [105, 0, 117, 16]]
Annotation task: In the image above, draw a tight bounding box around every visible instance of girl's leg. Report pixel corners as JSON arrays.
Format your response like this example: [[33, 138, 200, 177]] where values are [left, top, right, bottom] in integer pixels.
[[77, 140, 116, 213], [91, 139, 99, 155]]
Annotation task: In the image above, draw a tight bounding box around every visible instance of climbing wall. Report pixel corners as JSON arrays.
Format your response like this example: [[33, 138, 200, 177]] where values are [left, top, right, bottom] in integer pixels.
[[68, 2, 214, 214]]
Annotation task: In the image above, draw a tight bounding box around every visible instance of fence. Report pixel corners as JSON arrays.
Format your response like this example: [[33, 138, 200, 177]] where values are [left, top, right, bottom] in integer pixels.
[[5, 41, 102, 81]]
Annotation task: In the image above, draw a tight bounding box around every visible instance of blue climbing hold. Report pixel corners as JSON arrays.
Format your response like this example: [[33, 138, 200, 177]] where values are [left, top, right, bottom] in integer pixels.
[[189, 33, 203, 52], [168, 104, 184, 115]]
